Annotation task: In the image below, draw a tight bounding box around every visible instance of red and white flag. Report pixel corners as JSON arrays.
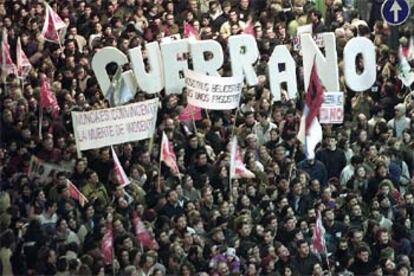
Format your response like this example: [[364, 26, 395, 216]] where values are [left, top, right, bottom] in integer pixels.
[[101, 223, 113, 265], [67, 180, 88, 207], [178, 104, 202, 122], [297, 61, 324, 159], [311, 211, 326, 254], [41, 2, 67, 44], [230, 137, 255, 179], [40, 76, 60, 118], [111, 146, 130, 187], [161, 132, 180, 175], [132, 211, 158, 250], [16, 37, 32, 79], [1, 30, 17, 78], [184, 22, 199, 40]]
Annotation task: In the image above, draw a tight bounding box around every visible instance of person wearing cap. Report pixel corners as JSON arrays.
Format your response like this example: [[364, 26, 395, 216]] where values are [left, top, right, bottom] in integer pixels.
[[387, 103, 410, 138]]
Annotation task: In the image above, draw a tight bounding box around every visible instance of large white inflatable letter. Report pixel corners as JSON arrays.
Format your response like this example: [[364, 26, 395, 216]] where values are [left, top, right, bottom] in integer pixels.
[[161, 39, 189, 94], [268, 45, 298, 101], [129, 42, 164, 94], [228, 34, 259, 85], [190, 40, 223, 76], [91, 47, 137, 99], [344, 37, 376, 92], [302, 33, 339, 91]]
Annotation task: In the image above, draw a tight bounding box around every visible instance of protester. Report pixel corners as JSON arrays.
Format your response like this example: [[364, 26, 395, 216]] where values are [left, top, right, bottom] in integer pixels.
[[1, 0, 414, 275]]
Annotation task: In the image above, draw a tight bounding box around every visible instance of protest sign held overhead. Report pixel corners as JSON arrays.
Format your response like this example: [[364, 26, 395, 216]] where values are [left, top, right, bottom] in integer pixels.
[[185, 70, 243, 110], [319, 92, 344, 124], [71, 99, 158, 152]]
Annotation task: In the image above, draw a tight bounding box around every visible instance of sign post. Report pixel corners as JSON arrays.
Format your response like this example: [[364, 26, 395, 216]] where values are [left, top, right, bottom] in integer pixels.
[[381, 0, 410, 26]]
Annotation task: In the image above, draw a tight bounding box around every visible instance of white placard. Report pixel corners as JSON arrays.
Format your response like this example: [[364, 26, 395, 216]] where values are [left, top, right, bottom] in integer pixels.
[[28, 156, 73, 184], [185, 70, 243, 110], [319, 92, 344, 124], [71, 99, 159, 151]]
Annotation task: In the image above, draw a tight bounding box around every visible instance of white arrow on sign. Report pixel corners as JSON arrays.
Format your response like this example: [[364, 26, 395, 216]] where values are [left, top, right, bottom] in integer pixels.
[[391, 0, 402, 22]]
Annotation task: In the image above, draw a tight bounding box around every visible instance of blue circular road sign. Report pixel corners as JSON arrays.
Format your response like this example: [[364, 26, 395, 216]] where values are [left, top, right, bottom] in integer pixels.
[[381, 0, 411, 26]]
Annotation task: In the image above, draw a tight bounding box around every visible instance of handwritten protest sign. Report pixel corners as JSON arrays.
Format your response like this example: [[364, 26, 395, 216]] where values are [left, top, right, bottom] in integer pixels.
[[28, 156, 73, 184], [185, 70, 243, 110], [71, 99, 159, 152], [319, 92, 344, 124]]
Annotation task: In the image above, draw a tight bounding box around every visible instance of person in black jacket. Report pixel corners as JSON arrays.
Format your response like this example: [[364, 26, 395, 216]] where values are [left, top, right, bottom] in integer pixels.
[[316, 135, 347, 180], [348, 245, 375, 275]]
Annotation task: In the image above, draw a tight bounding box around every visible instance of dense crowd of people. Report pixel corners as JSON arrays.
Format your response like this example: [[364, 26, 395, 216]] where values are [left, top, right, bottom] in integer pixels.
[[2, 0, 414, 275]]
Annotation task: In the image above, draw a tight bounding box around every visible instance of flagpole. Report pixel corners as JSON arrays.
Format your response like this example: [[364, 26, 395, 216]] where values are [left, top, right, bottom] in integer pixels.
[[157, 134, 163, 193], [228, 108, 240, 204], [190, 107, 198, 134], [39, 107, 43, 140]]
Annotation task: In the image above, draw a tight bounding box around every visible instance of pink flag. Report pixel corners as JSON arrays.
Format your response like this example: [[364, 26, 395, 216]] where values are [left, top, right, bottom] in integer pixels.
[[311, 212, 326, 254], [243, 21, 256, 37], [111, 146, 130, 187], [132, 211, 158, 250], [67, 180, 88, 207], [230, 137, 255, 179], [183, 22, 199, 40], [101, 223, 113, 265], [178, 104, 202, 122], [40, 76, 60, 118], [41, 2, 67, 43], [1, 30, 17, 77], [16, 37, 32, 78], [161, 132, 180, 175]]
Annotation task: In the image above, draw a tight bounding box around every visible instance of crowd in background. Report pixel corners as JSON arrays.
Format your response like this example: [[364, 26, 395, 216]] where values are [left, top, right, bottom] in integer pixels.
[[2, 0, 414, 275]]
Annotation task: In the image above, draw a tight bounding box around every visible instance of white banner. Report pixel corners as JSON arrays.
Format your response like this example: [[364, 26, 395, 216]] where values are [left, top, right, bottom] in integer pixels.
[[185, 70, 243, 110], [28, 156, 73, 184], [71, 99, 159, 151], [319, 92, 344, 124]]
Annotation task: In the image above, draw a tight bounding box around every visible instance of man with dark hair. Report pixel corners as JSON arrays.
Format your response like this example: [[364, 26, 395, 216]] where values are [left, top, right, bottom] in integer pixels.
[[291, 240, 319, 275], [316, 135, 347, 179], [349, 245, 374, 275]]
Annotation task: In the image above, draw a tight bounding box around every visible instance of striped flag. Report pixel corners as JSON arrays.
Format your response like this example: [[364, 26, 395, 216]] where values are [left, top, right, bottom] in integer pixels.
[[41, 2, 67, 44], [101, 223, 113, 265], [111, 146, 130, 187], [178, 104, 202, 122], [132, 211, 158, 250], [40, 76, 60, 118], [1, 30, 17, 79], [161, 132, 180, 175], [16, 37, 32, 79], [311, 211, 326, 254], [67, 180, 88, 207], [230, 137, 255, 179]]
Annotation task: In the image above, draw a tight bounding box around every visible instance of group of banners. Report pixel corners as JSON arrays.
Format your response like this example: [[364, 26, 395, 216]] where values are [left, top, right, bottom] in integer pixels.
[[70, 69, 343, 153]]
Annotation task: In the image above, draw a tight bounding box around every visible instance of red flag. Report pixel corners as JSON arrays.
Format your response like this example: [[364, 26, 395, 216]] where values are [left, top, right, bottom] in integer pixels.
[[184, 22, 199, 40], [304, 62, 324, 134], [311, 212, 326, 254], [16, 37, 32, 78], [161, 132, 180, 175], [41, 2, 67, 43], [40, 76, 60, 117], [101, 223, 113, 265], [111, 146, 130, 187], [230, 137, 255, 179], [178, 104, 202, 122], [1, 30, 17, 77], [67, 180, 88, 207], [132, 211, 158, 250]]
